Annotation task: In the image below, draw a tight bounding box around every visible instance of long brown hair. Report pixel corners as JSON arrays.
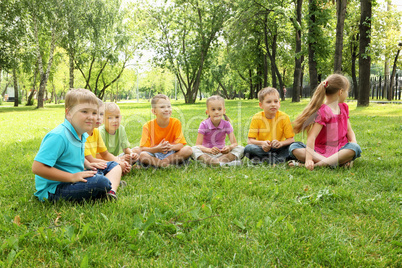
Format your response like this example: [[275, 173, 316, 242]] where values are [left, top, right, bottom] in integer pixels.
[[206, 95, 230, 122], [292, 74, 349, 134]]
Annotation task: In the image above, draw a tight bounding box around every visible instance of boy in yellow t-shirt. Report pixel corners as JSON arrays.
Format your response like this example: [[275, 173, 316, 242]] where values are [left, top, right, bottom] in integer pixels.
[[139, 94, 192, 167], [85, 100, 131, 175], [244, 87, 295, 164]]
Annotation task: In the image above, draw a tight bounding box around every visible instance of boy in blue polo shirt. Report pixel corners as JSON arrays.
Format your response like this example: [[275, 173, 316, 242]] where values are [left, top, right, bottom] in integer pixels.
[[32, 88, 123, 202]]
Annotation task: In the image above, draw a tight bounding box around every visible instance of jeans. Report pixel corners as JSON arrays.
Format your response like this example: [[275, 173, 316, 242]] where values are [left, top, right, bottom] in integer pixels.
[[244, 144, 291, 164], [48, 161, 118, 202]]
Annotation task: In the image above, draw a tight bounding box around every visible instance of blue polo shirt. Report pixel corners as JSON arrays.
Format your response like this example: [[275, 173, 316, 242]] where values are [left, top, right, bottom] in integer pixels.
[[34, 119, 89, 201]]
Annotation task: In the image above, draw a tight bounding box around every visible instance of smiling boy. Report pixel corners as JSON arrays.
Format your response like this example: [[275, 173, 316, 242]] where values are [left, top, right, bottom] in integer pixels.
[[244, 87, 295, 164], [139, 94, 192, 167], [32, 89, 122, 202]]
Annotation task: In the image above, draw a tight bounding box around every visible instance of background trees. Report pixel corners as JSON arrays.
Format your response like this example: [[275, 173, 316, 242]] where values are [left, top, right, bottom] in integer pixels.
[[1, 0, 401, 106]]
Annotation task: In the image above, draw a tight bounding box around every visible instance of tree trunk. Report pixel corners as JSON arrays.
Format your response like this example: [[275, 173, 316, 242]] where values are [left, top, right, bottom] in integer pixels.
[[69, 51, 74, 89], [358, 0, 372, 107], [308, 0, 318, 95], [292, 0, 303, 103], [390, 46, 401, 100], [334, 0, 347, 72], [248, 69, 254, 99], [351, 33, 359, 100], [13, 68, 18, 107]]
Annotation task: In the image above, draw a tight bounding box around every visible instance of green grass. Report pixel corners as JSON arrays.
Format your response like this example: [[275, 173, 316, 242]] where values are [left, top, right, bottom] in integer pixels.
[[0, 99, 401, 267]]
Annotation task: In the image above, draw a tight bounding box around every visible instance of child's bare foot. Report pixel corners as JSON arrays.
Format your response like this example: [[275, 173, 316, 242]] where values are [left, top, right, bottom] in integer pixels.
[[288, 160, 302, 167], [342, 161, 354, 169]]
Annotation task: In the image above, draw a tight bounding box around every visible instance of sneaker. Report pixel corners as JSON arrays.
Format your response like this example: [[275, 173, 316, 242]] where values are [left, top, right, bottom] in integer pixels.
[[220, 160, 242, 167], [119, 180, 127, 189], [250, 158, 263, 165], [106, 190, 118, 200]]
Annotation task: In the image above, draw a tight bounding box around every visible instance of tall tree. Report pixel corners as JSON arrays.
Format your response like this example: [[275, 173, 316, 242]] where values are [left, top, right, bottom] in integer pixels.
[[334, 0, 347, 72], [357, 0, 372, 107], [291, 0, 303, 102], [152, 0, 232, 103]]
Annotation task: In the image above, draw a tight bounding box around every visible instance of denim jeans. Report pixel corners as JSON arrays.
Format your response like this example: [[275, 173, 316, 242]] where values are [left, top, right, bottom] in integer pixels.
[[244, 144, 291, 164], [47, 161, 118, 202]]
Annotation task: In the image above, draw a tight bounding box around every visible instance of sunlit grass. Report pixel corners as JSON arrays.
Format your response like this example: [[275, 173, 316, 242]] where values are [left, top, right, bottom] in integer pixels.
[[0, 99, 400, 267]]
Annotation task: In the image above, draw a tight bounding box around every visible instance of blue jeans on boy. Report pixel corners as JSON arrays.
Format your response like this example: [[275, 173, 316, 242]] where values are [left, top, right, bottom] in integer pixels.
[[47, 161, 118, 202], [244, 144, 291, 164]]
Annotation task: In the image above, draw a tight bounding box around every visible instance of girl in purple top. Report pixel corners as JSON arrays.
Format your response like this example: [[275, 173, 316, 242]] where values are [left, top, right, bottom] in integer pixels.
[[192, 96, 244, 166], [289, 74, 361, 170]]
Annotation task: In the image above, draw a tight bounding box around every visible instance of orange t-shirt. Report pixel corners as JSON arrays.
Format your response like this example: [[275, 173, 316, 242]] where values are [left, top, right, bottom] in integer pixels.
[[140, 118, 186, 147]]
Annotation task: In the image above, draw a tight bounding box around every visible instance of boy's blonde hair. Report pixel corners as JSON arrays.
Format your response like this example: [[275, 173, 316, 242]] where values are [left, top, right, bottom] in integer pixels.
[[65, 88, 99, 111], [104, 102, 120, 114], [292, 73, 349, 134], [151, 94, 169, 108], [206, 95, 230, 122], [258, 87, 280, 102]]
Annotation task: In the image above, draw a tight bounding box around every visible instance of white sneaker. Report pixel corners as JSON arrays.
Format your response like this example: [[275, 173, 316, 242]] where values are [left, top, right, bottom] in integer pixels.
[[220, 160, 242, 167]]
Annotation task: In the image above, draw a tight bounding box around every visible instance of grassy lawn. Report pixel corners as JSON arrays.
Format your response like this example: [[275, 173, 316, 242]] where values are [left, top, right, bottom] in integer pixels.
[[0, 99, 401, 267]]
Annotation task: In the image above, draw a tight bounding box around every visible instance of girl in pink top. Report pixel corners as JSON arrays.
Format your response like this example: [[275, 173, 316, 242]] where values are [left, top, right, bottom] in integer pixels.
[[290, 74, 361, 170], [192, 96, 244, 166]]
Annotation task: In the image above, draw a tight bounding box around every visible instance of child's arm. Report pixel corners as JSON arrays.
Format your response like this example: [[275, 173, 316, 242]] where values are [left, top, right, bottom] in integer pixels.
[[194, 133, 219, 154], [140, 139, 171, 154], [346, 119, 357, 143], [221, 132, 238, 154], [32, 160, 96, 183], [305, 123, 323, 170], [271, 137, 295, 149], [247, 137, 271, 152]]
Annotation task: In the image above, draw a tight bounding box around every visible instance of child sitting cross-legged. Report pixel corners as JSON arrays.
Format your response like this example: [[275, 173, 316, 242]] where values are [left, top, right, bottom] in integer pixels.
[[85, 99, 131, 179], [289, 74, 362, 170], [32, 89, 123, 202], [139, 94, 192, 167], [99, 102, 141, 165], [244, 87, 295, 164], [192, 95, 244, 166]]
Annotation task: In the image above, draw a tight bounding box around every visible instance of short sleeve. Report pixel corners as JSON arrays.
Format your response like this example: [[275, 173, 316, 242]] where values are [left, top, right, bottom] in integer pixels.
[[140, 123, 151, 147], [198, 120, 208, 135], [120, 126, 131, 150], [248, 117, 259, 138], [173, 120, 186, 145], [315, 106, 328, 126], [225, 121, 234, 135], [341, 103, 350, 119], [282, 116, 295, 139], [34, 133, 65, 167], [97, 134, 108, 154]]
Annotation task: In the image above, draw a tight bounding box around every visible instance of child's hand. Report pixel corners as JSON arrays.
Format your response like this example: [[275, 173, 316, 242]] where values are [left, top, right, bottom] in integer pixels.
[[305, 160, 315, 171], [71, 170, 96, 183], [118, 160, 131, 174], [262, 141, 271, 152], [210, 147, 220, 155], [130, 152, 140, 162], [271, 140, 282, 149], [220, 146, 230, 154], [87, 162, 107, 170]]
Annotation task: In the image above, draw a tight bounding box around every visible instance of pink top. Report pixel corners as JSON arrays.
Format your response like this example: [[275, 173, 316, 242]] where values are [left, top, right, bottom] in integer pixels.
[[314, 103, 349, 157], [198, 118, 233, 149]]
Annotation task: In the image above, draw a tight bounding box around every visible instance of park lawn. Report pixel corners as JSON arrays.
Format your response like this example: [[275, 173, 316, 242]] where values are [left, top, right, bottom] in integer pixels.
[[0, 99, 401, 267]]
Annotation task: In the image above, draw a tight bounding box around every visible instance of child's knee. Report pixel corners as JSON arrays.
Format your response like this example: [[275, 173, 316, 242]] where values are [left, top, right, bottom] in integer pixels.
[[180, 146, 193, 157]]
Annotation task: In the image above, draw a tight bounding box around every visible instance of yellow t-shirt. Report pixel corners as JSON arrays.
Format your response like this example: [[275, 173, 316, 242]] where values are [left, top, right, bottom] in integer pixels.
[[248, 111, 295, 141], [84, 128, 108, 157], [140, 117, 186, 147]]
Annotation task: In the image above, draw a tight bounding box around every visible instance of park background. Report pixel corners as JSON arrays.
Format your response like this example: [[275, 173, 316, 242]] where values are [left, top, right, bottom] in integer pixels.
[[0, 0, 401, 267]]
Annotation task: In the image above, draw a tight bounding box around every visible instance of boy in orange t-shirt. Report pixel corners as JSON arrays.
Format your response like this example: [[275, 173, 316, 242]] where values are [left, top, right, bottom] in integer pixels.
[[139, 94, 192, 167]]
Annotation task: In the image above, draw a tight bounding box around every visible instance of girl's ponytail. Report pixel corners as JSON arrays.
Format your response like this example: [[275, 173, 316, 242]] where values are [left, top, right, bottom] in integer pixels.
[[292, 74, 349, 134], [223, 114, 230, 122]]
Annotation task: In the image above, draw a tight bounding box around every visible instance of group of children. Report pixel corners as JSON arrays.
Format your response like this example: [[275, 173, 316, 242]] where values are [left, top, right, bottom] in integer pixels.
[[33, 73, 362, 202]]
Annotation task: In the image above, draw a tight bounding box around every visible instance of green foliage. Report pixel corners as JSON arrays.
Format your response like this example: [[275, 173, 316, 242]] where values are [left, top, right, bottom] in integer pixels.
[[0, 101, 401, 266]]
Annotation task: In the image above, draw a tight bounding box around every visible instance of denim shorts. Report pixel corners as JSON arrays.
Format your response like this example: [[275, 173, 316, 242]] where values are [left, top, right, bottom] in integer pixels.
[[145, 150, 176, 160], [289, 142, 362, 160]]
